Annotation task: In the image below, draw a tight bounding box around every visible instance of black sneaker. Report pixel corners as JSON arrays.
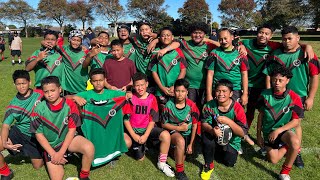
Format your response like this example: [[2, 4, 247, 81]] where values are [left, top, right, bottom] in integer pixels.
[[294, 153, 304, 169], [176, 171, 188, 180], [79, 177, 90, 180], [1, 169, 14, 180]]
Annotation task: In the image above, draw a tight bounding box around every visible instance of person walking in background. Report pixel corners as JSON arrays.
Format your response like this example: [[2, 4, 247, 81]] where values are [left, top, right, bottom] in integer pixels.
[[10, 31, 22, 65]]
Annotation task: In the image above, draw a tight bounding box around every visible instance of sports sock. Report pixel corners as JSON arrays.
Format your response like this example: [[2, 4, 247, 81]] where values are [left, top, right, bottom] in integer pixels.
[[0, 163, 10, 176], [18, 59, 21, 63], [12, 60, 14, 63], [176, 163, 184, 173], [79, 169, 90, 178], [280, 164, 292, 175], [204, 162, 214, 170], [158, 153, 168, 163]]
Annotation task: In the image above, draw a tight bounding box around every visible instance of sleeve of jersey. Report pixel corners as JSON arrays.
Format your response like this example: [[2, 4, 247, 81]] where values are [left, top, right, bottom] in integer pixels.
[[205, 53, 216, 70], [26, 50, 39, 66], [290, 92, 304, 119], [190, 102, 200, 124], [29, 110, 44, 134], [176, 48, 187, 69], [240, 56, 249, 71], [3, 107, 15, 125], [268, 41, 282, 50], [201, 104, 213, 124], [66, 100, 81, 128], [122, 100, 133, 115], [262, 58, 275, 75], [205, 42, 217, 51], [149, 96, 159, 122], [161, 106, 170, 124], [234, 103, 248, 134], [148, 55, 158, 71], [308, 57, 320, 76]]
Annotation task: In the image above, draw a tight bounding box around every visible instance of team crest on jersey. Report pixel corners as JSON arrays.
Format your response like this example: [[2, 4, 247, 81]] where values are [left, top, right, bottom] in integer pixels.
[[233, 58, 240, 65], [202, 52, 208, 58], [283, 106, 290, 114], [54, 60, 61, 66], [293, 59, 301, 67], [63, 117, 69, 125], [79, 58, 85, 64], [130, 48, 135, 53], [109, 109, 116, 117], [172, 59, 178, 65], [263, 54, 269, 60], [34, 100, 41, 106], [186, 114, 191, 122]]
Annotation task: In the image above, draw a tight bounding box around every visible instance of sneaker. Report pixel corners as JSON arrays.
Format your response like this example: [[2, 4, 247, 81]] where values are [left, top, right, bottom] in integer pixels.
[[11, 60, 15, 65], [294, 153, 304, 169], [18, 60, 21, 64], [279, 174, 290, 180], [176, 171, 188, 180], [238, 147, 243, 155], [200, 166, 214, 180], [1, 169, 14, 180], [157, 162, 175, 177]]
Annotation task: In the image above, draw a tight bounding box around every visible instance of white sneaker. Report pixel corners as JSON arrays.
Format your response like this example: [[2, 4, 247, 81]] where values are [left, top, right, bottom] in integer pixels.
[[238, 147, 243, 155], [157, 162, 175, 177], [279, 174, 290, 180]]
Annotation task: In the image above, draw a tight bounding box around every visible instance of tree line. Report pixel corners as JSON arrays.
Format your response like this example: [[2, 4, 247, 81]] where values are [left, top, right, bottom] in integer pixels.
[[0, 0, 319, 38]]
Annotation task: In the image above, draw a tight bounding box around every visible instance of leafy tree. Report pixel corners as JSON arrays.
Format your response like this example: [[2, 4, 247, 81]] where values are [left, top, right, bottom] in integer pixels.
[[69, 0, 94, 30], [38, 0, 69, 32], [309, 0, 320, 30], [64, 24, 76, 37], [212, 22, 219, 30], [0, 0, 35, 37], [178, 0, 211, 33], [127, 0, 173, 31], [218, 0, 259, 29]]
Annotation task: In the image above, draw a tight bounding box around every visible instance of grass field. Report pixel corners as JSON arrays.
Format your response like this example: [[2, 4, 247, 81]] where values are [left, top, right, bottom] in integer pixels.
[[0, 37, 319, 180]]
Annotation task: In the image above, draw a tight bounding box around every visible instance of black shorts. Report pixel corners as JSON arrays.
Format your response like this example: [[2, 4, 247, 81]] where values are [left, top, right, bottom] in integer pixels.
[[169, 131, 191, 152], [156, 95, 170, 106], [188, 88, 205, 108], [247, 87, 263, 108], [300, 96, 306, 109], [231, 90, 242, 102], [11, 50, 21, 56], [43, 143, 73, 163], [0, 44, 5, 51], [264, 130, 287, 149], [8, 126, 42, 159], [130, 127, 165, 160]]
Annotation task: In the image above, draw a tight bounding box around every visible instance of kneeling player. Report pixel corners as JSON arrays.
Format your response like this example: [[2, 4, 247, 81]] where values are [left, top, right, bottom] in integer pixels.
[[161, 79, 199, 180], [124, 72, 174, 177], [30, 76, 94, 180], [0, 70, 44, 180], [201, 79, 248, 180], [257, 66, 303, 180]]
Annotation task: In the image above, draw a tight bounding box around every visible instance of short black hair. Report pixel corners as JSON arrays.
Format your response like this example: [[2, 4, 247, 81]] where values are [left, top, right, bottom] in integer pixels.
[[189, 22, 209, 34], [89, 68, 105, 79], [117, 24, 131, 33], [98, 31, 109, 38], [174, 79, 190, 89], [132, 72, 148, 83], [110, 39, 123, 47], [257, 23, 275, 33], [215, 79, 234, 91], [218, 28, 233, 36], [12, 70, 30, 82], [281, 26, 299, 35], [159, 26, 173, 35], [41, 76, 61, 89], [44, 30, 58, 39], [270, 65, 293, 79], [138, 21, 152, 30]]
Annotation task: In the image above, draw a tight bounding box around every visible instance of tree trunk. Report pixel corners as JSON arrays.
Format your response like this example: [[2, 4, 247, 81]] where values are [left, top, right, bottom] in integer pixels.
[[82, 20, 85, 31], [113, 22, 118, 37], [24, 20, 28, 38]]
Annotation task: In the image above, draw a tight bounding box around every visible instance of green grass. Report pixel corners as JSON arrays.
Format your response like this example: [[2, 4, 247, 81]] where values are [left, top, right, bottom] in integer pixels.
[[0, 37, 320, 179]]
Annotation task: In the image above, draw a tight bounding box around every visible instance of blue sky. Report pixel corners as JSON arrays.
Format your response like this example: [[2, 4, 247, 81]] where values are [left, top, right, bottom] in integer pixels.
[[1, 0, 221, 28]]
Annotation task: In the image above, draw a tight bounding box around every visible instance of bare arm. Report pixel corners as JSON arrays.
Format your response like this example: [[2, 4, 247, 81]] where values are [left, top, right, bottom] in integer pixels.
[[241, 71, 249, 106], [305, 75, 319, 110], [266, 75, 271, 89], [177, 68, 186, 79], [206, 70, 214, 102]]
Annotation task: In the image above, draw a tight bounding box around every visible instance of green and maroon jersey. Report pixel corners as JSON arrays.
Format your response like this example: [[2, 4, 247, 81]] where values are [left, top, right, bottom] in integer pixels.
[[30, 98, 81, 149], [77, 89, 131, 167], [263, 47, 320, 97], [90, 50, 112, 69], [206, 47, 249, 91], [123, 41, 138, 61], [149, 48, 187, 96], [58, 45, 89, 94], [179, 39, 216, 89], [3, 89, 43, 137], [125, 93, 159, 134], [26, 49, 64, 87], [256, 89, 304, 139], [130, 36, 153, 74], [202, 99, 248, 151], [241, 39, 281, 88], [162, 98, 199, 136]]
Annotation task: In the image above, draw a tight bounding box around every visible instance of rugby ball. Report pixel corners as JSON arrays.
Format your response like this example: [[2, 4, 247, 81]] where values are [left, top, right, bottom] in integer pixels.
[[217, 124, 233, 146]]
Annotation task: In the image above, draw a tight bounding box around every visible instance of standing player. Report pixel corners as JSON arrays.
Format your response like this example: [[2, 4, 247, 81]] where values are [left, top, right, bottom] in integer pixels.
[[161, 79, 199, 180], [257, 66, 304, 180], [149, 27, 187, 106], [30, 76, 94, 180], [264, 26, 320, 168], [0, 35, 5, 61], [26, 30, 63, 89], [124, 72, 174, 177], [57, 32, 64, 47], [117, 24, 138, 61], [82, 31, 112, 69], [10, 31, 22, 65], [0, 70, 44, 180], [201, 79, 248, 180]]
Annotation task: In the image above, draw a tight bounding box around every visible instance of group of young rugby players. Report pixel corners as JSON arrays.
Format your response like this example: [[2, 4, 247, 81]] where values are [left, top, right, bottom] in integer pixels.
[[1, 21, 319, 180]]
